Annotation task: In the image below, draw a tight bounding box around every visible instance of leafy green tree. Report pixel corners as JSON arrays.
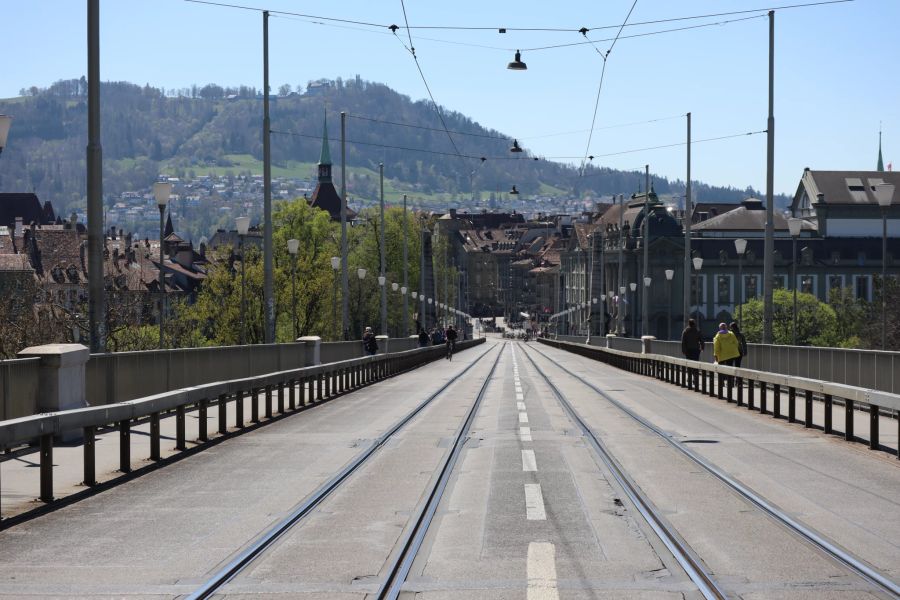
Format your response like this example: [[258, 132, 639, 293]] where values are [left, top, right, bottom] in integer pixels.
[[739, 289, 844, 346]]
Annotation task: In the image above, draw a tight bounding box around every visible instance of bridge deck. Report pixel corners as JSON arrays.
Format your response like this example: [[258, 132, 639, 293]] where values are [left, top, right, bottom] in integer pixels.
[[0, 338, 896, 598]]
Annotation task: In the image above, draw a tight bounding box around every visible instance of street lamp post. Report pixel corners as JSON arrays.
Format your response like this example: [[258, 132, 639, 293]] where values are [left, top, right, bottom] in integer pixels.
[[378, 275, 386, 335], [618, 285, 626, 336], [665, 269, 675, 340], [643, 277, 651, 336], [153, 182, 172, 348], [692, 257, 703, 327], [287, 239, 299, 340], [236, 216, 250, 345], [357, 267, 367, 335], [874, 183, 895, 350], [330, 256, 340, 340], [402, 194, 409, 336], [788, 218, 802, 345], [629, 282, 637, 336], [734, 238, 747, 328]]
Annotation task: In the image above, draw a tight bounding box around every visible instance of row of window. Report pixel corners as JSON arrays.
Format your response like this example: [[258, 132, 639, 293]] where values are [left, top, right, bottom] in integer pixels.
[[690, 274, 875, 304]]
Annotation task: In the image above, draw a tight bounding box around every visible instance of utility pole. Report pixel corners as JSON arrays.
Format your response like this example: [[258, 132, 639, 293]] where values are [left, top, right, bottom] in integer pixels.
[[340, 112, 349, 340], [762, 10, 776, 344], [642, 164, 650, 337], [87, 0, 105, 353], [683, 113, 692, 330], [262, 11, 274, 343]]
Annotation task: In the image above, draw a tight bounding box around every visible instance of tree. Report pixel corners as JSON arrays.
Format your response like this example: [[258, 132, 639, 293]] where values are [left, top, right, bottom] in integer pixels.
[[278, 84, 292, 97], [739, 289, 844, 347]]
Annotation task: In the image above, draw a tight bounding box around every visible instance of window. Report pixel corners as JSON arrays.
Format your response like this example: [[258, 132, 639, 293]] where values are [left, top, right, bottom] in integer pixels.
[[800, 275, 815, 296], [854, 275, 872, 301], [690, 274, 707, 307], [717, 275, 732, 304], [827, 275, 844, 302], [772, 275, 786, 290], [745, 275, 759, 300]]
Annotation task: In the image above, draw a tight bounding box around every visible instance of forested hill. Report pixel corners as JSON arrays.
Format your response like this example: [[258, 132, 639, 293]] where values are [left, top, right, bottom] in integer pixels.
[[0, 77, 783, 216]]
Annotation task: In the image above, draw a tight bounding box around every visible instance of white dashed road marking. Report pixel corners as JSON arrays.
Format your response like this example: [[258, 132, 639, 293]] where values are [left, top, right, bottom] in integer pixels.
[[519, 412, 529, 424], [522, 449, 538, 472], [527, 542, 559, 600], [519, 426, 532, 441], [517, 401, 527, 411], [524, 484, 547, 520]]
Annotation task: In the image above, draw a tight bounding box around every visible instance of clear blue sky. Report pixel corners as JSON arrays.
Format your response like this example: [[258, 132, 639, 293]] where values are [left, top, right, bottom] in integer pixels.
[[4, 0, 897, 196]]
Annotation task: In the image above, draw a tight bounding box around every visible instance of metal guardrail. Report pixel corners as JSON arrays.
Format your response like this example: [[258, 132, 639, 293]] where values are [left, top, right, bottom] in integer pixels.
[[0, 339, 484, 515], [554, 335, 900, 395], [539, 338, 900, 457]]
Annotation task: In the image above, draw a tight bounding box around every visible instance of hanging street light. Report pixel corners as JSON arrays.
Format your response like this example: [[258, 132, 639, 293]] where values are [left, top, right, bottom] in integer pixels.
[[665, 269, 675, 340], [692, 257, 703, 328], [507, 50, 527, 70], [510, 139, 523, 153], [734, 238, 747, 328]]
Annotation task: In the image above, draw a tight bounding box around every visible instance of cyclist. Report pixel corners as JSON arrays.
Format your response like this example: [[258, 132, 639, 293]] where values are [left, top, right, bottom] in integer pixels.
[[445, 324, 458, 360]]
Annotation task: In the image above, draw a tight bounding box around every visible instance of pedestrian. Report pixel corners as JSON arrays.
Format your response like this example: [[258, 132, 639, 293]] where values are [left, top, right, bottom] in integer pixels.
[[362, 326, 378, 356], [713, 322, 740, 366], [680, 318, 704, 361], [418, 327, 430, 347], [730, 321, 747, 368], [680, 318, 704, 388]]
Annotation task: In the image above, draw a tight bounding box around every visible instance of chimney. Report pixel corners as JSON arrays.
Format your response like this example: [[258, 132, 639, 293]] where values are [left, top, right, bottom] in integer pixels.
[[14, 217, 23, 237]]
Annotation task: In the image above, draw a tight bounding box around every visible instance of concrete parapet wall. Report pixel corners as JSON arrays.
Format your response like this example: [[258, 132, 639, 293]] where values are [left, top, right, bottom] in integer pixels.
[[0, 358, 42, 421]]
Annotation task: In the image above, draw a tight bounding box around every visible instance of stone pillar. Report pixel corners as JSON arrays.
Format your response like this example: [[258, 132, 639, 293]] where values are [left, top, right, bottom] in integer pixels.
[[296, 336, 321, 366], [605, 333, 617, 349], [641, 335, 656, 354], [18, 344, 89, 441], [376, 335, 389, 355]]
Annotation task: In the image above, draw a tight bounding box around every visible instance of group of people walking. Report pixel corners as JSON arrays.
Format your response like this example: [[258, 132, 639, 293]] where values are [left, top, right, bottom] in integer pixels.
[[361, 324, 458, 358], [680, 319, 747, 366]]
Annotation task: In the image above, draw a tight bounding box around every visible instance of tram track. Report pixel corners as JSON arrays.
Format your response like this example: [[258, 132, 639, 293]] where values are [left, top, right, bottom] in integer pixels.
[[186, 342, 503, 600], [522, 342, 900, 599]]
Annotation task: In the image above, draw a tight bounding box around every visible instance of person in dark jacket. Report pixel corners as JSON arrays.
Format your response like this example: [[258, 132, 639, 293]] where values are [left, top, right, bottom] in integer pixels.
[[730, 321, 748, 368], [362, 326, 378, 356], [681, 318, 704, 360], [681, 318, 704, 388], [418, 328, 430, 347]]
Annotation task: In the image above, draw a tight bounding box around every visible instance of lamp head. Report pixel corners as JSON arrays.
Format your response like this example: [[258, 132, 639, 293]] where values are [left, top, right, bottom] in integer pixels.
[[377, 275, 386, 286], [392, 282, 399, 291], [287, 238, 299, 255], [787, 217, 802, 238], [401, 286, 407, 294], [874, 182, 895, 208], [0, 115, 12, 152], [692, 257, 703, 270], [153, 181, 172, 207], [357, 267, 367, 280], [619, 286, 626, 294], [507, 50, 527, 70], [510, 139, 523, 153], [235, 216, 250, 236], [644, 277, 651, 287], [330, 256, 340, 270], [510, 185, 519, 195], [665, 269, 675, 280], [734, 238, 747, 255], [629, 282, 637, 292], [592, 297, 597, 304], [412, 291, 417, 299]]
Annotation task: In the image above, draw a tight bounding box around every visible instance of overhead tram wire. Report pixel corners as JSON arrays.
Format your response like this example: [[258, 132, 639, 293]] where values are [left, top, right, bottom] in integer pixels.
[[391, 0, 467, 165], [579, 0, 638, 177], [269, 127, 763, 165], [184, 0, 853, 49], [346, 114, 509, 141]]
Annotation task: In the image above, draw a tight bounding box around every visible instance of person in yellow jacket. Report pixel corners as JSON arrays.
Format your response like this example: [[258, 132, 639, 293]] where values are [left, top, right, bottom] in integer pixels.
[[713, 322, 741, 366]]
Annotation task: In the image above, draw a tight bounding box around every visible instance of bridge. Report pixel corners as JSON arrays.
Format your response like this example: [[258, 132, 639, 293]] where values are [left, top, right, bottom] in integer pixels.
[[0, 336, 897, 599]]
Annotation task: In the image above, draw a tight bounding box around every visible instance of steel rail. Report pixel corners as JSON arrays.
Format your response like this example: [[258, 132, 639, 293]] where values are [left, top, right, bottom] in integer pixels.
[[520, 345, 727, 600], [376, 344, 506, 599], [186, 343, 500, 600], [526, 343, 900, 599]]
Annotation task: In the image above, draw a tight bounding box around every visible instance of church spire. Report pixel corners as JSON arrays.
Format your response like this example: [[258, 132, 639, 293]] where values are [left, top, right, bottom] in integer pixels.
[[877, 128, 884, 171], [317, 115, 333, 183]]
